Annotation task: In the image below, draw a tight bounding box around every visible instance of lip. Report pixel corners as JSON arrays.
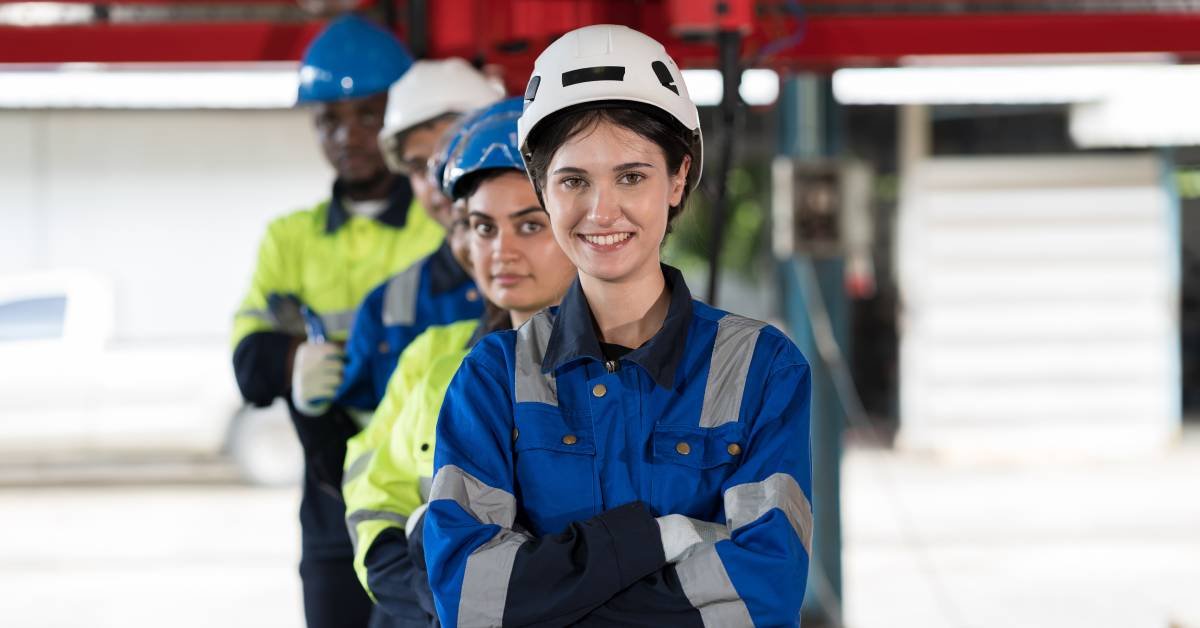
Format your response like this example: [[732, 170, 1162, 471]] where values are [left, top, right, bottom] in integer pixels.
[[492, 273, 528, 287], [577, 231, 635, 252]]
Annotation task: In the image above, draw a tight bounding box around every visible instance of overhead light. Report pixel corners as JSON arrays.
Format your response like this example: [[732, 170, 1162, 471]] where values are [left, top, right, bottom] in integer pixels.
[[0, 64, 299, 109], [0, 2, 94, 27], [682, 69, 780, 107]]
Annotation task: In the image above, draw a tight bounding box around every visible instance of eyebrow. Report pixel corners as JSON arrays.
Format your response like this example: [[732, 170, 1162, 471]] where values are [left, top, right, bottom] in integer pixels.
[[509, 206, 547, 219], [552, 162, 656, 176], [466, 211, 494, 221]]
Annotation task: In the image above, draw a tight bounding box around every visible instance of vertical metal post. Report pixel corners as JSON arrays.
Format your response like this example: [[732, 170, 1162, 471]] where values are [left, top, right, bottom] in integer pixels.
[[705, 29, 742, 306], [777, 74, 845, 628]]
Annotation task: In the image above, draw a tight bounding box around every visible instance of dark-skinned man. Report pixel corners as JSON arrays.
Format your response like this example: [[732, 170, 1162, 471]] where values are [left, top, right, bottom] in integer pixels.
[[230, 14, 441, 628]]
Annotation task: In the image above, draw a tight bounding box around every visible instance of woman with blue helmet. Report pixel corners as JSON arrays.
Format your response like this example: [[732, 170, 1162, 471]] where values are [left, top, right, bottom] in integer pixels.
[[342, 98, 576, 625], [425, 25, 813, 627]]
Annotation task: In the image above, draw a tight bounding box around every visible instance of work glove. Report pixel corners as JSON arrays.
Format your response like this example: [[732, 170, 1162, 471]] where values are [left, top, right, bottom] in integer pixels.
[[291, 342, 345, 417], [656, 514, 730, 564]]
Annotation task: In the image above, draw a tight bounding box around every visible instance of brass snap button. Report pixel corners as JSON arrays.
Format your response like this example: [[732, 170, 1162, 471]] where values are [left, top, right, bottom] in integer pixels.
[[562, 434, 578, 446], [512, 428, 519, 442], [675, 442, 691, 455], [727, 443, 742, 456], [466, 289, 479, 302], [377, 341, 390, 354], [592, 384, 607, 398]]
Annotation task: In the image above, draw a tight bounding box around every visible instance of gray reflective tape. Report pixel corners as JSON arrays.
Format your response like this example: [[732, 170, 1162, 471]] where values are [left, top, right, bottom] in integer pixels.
[[345, 508, 409, 554], [236, 308, 273, 322], [382, 262, 424, 327], [458, 529, 529, 628], [675, 544, 753, 627], [419, 475, 433, 502], [724, 472, 813, 555], [699, 314, 766, 428], [323, 308, 358, 335], [342, 450, 374, 488], [514, 310, 558, 406], [428, 464, 517, 528]]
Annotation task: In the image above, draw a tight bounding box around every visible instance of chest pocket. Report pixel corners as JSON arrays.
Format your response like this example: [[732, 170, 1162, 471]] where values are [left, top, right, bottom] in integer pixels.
[[650, 423, 745, 521], [512, 405, 597, 536]]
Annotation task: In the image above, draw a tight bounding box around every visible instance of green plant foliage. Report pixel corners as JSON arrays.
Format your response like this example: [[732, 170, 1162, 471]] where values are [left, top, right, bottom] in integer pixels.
[[663, 162, 769, 278]]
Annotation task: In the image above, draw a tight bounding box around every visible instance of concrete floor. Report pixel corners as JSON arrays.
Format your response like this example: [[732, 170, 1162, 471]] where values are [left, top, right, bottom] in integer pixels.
[[1, 433, 1198, 628]]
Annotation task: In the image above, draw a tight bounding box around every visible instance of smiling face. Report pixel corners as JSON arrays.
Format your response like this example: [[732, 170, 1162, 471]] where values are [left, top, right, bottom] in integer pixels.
[[541, 119, 689, 285], [466, 170, 576, 319]]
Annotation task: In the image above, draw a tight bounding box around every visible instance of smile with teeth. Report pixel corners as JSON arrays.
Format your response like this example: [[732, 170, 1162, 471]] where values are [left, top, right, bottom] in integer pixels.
[[581, 232, 633, 246]]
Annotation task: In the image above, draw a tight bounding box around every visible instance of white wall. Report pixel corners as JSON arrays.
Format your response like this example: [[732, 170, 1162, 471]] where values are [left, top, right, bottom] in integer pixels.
[[0, 109, 332, 341], [896, 154, 1180, 458]]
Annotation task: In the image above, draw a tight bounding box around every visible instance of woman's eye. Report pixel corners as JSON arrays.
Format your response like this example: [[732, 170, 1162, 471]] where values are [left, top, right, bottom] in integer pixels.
[[519, 221, 545, 235], [561, 177, 586, 190], [472, 222, 495, 237], [618, 172, 645, 185]]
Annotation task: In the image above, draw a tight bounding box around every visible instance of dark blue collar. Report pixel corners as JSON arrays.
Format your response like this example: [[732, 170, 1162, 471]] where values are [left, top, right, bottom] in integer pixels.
[[324, 177, 414, 234], [542, 264, 693, 389], [428, 240, 471, 295]]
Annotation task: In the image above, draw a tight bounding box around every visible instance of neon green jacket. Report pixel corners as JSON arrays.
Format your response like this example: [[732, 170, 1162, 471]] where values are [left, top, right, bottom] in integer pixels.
[[342, 318, 479, 597], [232, 195, 443, 349]]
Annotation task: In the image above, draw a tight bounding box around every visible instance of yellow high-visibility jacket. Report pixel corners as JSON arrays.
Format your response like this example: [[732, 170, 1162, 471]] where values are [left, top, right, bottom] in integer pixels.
[[231, 181, 442, 406], [342, 318, 479, 600]]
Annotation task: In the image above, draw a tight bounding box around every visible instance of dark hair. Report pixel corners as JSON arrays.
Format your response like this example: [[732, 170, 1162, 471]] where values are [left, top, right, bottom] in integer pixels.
[[524, 104, 699, 227], [454, 167, 518, 203]]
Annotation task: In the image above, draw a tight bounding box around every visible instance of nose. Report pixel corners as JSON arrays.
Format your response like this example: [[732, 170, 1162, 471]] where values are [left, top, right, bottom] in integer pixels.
[[586, 183, 621, 228], [493, 227, 520, 263]]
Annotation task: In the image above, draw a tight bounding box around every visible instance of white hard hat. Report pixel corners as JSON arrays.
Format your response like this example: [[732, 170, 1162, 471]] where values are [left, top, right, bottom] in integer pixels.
[[517, 24, 703, 187], [379, 57, 504, 145]]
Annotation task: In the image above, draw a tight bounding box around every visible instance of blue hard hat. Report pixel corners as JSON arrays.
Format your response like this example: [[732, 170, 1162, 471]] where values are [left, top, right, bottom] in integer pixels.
[[441, 97, 526, 200], [297, 14, 413, 105]]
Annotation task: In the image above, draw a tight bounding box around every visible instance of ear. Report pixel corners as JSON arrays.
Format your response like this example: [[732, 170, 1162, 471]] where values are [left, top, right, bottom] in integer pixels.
[[668, 154, 691, 207]]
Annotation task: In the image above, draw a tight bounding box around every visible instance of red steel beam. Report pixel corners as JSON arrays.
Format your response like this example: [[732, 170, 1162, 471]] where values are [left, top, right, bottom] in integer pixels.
[[4, 12, 1200, 69]]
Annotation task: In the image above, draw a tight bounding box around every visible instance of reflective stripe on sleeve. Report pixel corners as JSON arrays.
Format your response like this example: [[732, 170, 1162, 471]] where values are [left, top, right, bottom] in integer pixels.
[[458, 529, 529, 627], [724, 472, 814, 555], [428, 464, 518, 528], [345, 508, 409, 554], [382, 262, 424, 327], [699, 314, 766, 428], [419, 475, 433, 502], [322, 308, 358, 336], [675, 544, 754, 627], [342, 450, 373, 488], [514, 310, 558, 407]]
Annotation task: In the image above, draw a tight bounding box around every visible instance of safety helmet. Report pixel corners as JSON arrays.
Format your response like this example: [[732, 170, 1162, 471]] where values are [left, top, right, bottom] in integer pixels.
[[443, 97, 526, 201], [517, 24, 703, 188], [296, 13, 413, 105]]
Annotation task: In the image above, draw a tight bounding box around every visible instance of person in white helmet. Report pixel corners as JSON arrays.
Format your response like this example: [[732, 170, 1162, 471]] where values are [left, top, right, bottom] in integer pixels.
[[328, 58, 504, 418], [423, 24, 813, 627]]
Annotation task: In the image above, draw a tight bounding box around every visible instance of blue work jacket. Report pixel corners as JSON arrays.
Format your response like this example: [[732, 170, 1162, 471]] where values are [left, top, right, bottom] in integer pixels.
[[337, 242, 483, 411], [425, 265, 814, 627]]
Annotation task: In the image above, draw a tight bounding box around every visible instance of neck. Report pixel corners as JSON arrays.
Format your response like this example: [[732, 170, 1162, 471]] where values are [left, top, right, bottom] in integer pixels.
[[340, 172, 393, 202], [580, 263, 669, 350], [510, 310, 535, 329]]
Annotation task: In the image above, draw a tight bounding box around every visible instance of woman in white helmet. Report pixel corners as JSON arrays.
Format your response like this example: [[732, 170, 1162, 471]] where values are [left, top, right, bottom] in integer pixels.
[[424, 25, 813, 627]]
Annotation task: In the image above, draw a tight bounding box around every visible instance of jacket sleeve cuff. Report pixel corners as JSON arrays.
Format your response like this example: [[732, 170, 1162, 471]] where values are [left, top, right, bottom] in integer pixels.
[[232, 331, 296, 407], [595, 501, 667, 587]]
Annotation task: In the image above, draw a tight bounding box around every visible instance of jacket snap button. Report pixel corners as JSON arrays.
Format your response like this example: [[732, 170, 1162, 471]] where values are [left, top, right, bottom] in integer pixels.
[[675, 442, 691, 455], [562, 434, 578, 445], [466, 289, 479, 302], [377, 341, 390, 354], [727, 443, 742, 456], [512, 428, 519, 442], [592, 384, 607, 398]]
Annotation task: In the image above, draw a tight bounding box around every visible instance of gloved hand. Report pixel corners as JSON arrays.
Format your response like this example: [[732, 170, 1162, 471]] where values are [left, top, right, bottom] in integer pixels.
[[656, 514, 730, 564], [291, 342, 346, 417]]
